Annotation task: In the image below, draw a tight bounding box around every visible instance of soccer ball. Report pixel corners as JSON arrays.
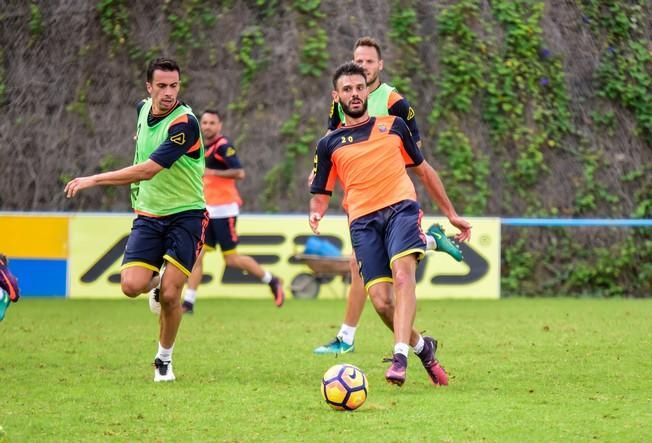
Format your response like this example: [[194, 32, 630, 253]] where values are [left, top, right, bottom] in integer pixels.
[[321, 363, 368, 411]]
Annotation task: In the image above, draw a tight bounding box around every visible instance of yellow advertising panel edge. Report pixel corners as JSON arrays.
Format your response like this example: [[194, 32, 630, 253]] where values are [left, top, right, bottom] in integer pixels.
[[0, 214, 68, 258]]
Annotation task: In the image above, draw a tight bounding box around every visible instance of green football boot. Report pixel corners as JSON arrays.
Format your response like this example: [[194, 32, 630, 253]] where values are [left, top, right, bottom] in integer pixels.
[[426, 224, 464, 262], [0, 290, 9, 322], [313, 337, 354, 355]]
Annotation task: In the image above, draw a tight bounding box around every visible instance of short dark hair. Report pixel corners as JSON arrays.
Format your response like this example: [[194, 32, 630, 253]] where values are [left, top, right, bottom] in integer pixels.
[[332, 62, 366, 88], [146, 57, 181, 82], [201, 109, 222, 120], [353, 36, 382, 59]]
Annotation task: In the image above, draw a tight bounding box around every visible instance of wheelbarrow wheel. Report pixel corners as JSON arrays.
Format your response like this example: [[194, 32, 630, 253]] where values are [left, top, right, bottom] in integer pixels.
[[290, 273, 320, 299]]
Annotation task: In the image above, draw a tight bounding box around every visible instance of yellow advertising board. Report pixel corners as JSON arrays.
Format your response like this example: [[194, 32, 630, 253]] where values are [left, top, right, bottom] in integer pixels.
[[69, 214, 500, 299], [0, 214, 68, 258]]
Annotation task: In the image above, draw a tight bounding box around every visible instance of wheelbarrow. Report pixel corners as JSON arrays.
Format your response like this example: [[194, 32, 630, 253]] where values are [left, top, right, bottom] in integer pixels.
[[290, 254, 352, 299]]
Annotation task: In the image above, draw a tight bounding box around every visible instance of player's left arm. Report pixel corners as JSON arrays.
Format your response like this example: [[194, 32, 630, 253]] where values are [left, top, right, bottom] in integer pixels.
[[391, 118, 471, 241], [205, 169, 245, 179], [388, 92, 422, 148], [412, 161, 471, 241]]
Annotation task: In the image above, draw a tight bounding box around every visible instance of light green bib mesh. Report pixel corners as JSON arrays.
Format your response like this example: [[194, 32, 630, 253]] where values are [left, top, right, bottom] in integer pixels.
[[131, 99, 205, 216]]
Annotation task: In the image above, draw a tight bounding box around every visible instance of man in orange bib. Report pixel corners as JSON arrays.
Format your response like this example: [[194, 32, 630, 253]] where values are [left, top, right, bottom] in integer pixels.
[[310, 62, 471, 386], [182, 110, 285, 312]]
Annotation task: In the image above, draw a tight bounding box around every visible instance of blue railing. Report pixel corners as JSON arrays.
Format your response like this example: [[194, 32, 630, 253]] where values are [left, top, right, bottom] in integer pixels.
[[502, 218, 652, 227]]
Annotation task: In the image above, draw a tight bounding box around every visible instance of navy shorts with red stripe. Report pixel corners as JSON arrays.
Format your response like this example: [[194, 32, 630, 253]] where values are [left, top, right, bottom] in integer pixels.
[[122, 209, 208, 276], [349, 199, 426, 288], [204, 216, 239, 252]]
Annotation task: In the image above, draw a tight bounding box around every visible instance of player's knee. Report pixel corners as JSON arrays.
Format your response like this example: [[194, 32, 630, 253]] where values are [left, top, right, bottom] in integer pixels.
[[121, 280, 143, 298], [392, 268, 415, 292], [224, 254, 239, 267], [369, 291, 393, 316], [158, 287, 181, 307]]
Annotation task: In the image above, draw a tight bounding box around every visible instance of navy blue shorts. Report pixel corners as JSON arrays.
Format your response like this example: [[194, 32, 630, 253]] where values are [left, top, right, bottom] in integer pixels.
[[204, 216, 239, 254], [122, 209, 208, 276], [349, 200, 426, 290]]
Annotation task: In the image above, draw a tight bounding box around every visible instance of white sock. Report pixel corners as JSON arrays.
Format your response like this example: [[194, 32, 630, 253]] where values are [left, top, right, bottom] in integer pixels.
[[426, 234, 436, 251], [184, 288, 197, 304], [337, 324, 357, 345], [156, 342, 174, 362], [394, 342, 410, 358], [413, 335, 425, 354], [261, 271, 272, 284]]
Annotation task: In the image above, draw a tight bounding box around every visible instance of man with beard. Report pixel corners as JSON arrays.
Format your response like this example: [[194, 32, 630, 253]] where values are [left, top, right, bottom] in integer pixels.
[[309, 62, 472, 386], [327, 37, 422, 145], [314, 37, 464, 356]]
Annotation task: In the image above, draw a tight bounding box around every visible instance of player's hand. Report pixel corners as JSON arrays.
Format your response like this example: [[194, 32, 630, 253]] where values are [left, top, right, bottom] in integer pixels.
[[309, 212, 322, 234], [449, 215, 472, 242], [64, 176, 97, 198]]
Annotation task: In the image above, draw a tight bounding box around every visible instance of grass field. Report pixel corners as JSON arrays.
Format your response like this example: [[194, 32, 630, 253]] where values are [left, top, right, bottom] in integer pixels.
[[1, 297, 651, 442]]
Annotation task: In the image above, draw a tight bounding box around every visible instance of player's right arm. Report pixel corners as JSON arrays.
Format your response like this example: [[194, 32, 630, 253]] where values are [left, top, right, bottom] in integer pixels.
[[309, 194, 329, 234], [65, 113, 200, 198], [312, 99, 340, 185], [309, 136, 338, 233], [64, 160, 163, 198]]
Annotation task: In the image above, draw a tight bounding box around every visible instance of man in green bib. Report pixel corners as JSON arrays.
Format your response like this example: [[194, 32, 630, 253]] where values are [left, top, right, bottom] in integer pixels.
[[65, 58, 207, 382]]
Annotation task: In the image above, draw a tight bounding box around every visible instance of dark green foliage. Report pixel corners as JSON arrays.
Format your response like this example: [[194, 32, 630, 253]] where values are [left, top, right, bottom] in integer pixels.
[[431, 1, 483, 117], [294, 1, 329, 78], [262, 100, 321, 212], [503, 227, 652, 297], [388, 1, 424, 104], [167, 0, 217, 56], [485, 1, 572, 193], [97, 0, 130, 55], [29, 2, 44, 38], [433, 129, 489, 216], [65, 79, 94, 132], [581, 0, 652, 140], [227, 25, 268, 93], [621, 163, 652, 218], [429, 1, 488, 215]]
